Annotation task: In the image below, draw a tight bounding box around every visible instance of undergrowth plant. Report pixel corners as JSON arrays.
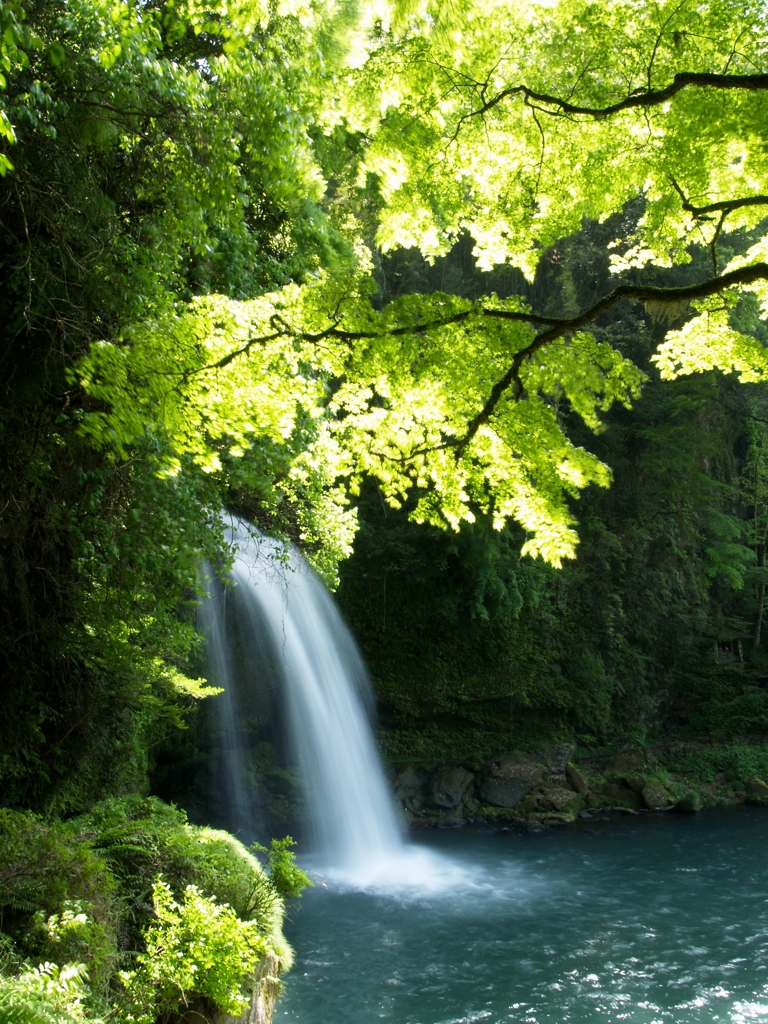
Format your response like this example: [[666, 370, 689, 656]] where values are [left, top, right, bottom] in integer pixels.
[[119, 880, 267, 1023], [0, 797, 300, 1024], [0, 962, 92, 1024]]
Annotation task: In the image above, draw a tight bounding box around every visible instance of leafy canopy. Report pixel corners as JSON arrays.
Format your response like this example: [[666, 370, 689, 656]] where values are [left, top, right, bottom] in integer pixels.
[[6, 0, 768, 573]]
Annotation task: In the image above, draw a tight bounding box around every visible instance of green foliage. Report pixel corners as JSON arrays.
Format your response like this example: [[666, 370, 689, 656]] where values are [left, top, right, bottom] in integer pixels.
[[120, 880, 266, 1022], [661, 744, 768, 785], [78, 797, 289, 951], [0, 811, 116, 972], [4, 0, 768, 808], [380, 724, 543, 764], [337, 223, 768, 755], [0, 962, 92, 1024], [682, 686, 768, 736], [0, 798, 295, 1024], [0, 0, 357, 805], [251, 837, 312, 901], [352, 0, 768, 273]]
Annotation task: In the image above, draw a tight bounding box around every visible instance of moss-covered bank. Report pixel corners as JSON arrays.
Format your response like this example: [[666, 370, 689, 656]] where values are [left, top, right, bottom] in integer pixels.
[[391, 740, 768, 830], [0, 797, 306, 1024]]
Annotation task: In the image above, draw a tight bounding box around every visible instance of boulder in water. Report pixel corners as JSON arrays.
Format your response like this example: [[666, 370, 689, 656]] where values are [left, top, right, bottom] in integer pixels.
[[428, 766, 474, 809], [479, 753, 544, 808], [565, 762, 589, 796], [745, 777, 768, 804]]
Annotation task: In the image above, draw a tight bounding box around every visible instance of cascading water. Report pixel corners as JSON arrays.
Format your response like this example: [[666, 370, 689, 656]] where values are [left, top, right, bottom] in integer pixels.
[[231, 522, 407, 883], [196, 571, 265, 839], [201, 518, 416, 886]]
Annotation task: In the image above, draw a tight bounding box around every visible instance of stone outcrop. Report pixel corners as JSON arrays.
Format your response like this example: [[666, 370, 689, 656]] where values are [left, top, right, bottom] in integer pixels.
[[428, 765, 474, 808], [745, 777, 768, 804], [538, 786, 583, 814], [542, 744, 575, 774], [565, 762, 588, 796], [641, 781, 672, 809], [240, 952, 282, 1024], [624, 776, 647, 794], [392, 745, 588, 821], [596, 781, 643, 809], [389, 739, 768, 828], [393, 765, 425, 813], [479, 753, 544, 808]]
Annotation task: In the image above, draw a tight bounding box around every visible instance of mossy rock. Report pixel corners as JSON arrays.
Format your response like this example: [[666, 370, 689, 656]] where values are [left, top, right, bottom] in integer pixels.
[[516, 793, 541, 815], [538, 813, 575, 826], [565, 762, 589, 796], [428, 766, 474, 809], [478, 754, 544, 808], [543, 745, 575, 772], [641, 781, 672, 809], [608, 748, 649, 773], [672, 791, 702, 813], [624, 775, 648, 794], [593, 782, 643, 809], [539, 786, 583, 814], [745, 777, 768, 805]]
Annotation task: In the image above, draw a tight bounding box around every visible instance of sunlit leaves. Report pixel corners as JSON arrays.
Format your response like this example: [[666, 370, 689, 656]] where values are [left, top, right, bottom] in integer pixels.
[[122, 879, 267, 1022], [77, 294, 321, 471], [28, 0, 768, 580], [653, 301, 768, 383], [345, 0, 768, 276], [77, 272, 647, 564], [525, 334, 646, 431]]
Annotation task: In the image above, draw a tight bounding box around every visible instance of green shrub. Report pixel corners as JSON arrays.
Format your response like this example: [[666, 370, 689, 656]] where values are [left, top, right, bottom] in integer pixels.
[[661, 744, 768, 784], [120, 879, 267, 1023], [685, 690, 768, 736], [251, 837, 312, 901], [78, 796, 293, 964], [0, 797, 298, 1022], [0, 811, 117, 996], [0, 962, 92, 1024]]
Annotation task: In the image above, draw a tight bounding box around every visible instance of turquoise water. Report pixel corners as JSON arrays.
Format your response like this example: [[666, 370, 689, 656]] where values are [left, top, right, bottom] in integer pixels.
[[277, 808, 768, 1024]]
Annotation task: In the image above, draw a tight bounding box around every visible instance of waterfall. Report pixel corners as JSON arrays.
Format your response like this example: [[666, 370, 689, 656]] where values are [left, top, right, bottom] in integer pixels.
[[196, 571, 265, 839], [201, 518, 407, 886]]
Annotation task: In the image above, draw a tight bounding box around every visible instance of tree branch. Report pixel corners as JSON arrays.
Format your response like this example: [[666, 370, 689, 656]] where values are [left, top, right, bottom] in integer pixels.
[[194, 263, 768, 460], [669, 176, 768, 218], [459, 261, 768, 450], [459, 71, 768, 124]]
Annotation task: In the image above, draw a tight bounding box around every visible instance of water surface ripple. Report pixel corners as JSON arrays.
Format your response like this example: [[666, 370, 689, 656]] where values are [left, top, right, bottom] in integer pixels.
[[278, 808, 768, 1024]]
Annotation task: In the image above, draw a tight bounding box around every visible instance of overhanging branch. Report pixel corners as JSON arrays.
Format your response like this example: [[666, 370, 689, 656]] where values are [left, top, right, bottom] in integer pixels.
[[458, 261, 768, 450], [669, 176, 768, 218], [194, 262, 768, 461], [460, 71, 768, 124]]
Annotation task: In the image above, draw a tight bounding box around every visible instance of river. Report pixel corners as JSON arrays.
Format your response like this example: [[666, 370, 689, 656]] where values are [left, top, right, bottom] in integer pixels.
[[277, 807, 768, 1024]]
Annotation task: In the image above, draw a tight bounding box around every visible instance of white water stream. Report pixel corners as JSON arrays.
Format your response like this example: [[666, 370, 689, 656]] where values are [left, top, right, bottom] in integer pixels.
[[201, 519, 465, 890]]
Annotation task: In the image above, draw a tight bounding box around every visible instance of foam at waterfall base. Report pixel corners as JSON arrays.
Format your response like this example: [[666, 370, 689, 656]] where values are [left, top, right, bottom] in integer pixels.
[[304, 843, 490, 896]]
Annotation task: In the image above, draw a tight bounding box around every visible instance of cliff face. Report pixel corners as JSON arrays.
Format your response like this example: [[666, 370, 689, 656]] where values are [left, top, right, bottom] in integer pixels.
[[389, 741, 768, 829]]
